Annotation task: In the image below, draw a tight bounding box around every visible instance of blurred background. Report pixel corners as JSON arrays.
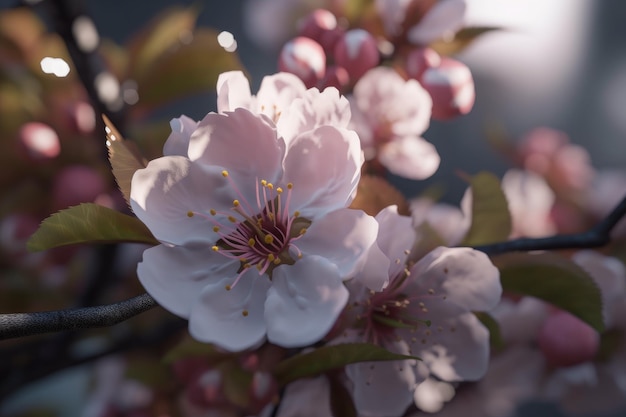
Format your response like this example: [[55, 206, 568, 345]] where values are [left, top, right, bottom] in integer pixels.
[[1, 0, 626, 416]]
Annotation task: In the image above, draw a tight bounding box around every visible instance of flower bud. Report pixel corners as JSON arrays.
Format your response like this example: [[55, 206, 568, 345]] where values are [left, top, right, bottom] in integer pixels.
[[537, 311, 600, 368], [405, 47, 441, 80], [278, 36, 326, 88], [319, 65, 350, 91], [297, 9, 337, 42], [18, 122, 61, 160], [333, 29, 379, 82], [420, 57, 475, 120]]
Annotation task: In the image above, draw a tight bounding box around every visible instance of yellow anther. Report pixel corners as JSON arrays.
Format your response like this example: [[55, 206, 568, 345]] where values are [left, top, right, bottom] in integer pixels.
[[243, 263, 251, 269], [187, 211, 194, 218], [228, 215, 237, 223], [267, 254, 275, 262], [212, 246, 219, 252], [264, 235, 274, 244], [261, 179, 267, 186], [242, 310, 249, 317], [276, 187, 283, 194], [225, 284, 232, 291], [273, 258, 281, 265], [298, 253, 303, 259], [248, 238, 256, 247], [256, 264, 263, 271], [222, 170, 229, 177], [293, 211, 300, 218], [233, 199, 240, 207], [287, 183, 293, 189], [213, 226, 220, 233], [210, 209, 217, 216], [240, 257, 247, 262], [267, 183, 274, 190]]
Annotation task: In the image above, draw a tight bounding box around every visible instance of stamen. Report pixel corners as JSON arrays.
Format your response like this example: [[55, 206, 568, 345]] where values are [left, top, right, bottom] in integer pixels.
[[242, 310, 249, 317], [212, 246, 219, 252], [222, 170, 229, 177], [233, 199, 240, 207], [248, 238, 256, 247], [187, 211, 194, 218], [213, 226, 220, 232], [264, 235, 274, 244]]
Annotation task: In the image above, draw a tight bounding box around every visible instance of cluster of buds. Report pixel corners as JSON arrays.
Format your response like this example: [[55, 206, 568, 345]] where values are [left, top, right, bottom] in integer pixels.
[[278, 5, 476, 120]]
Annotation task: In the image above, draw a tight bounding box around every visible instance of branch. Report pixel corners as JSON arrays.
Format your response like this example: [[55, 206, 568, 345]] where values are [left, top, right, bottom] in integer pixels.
[[474, 193, 626, 255], [0, 293, 157, 340]]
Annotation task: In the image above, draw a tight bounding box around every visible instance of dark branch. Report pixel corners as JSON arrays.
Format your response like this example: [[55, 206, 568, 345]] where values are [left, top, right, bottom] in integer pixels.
[[474, 193, 626, 255], [0, 293, 157, 340]]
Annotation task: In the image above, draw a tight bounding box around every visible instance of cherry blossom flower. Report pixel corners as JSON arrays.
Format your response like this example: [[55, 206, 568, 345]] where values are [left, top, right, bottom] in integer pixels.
[[336, 206, 501, 416], [131, 72, 382, 352], [349, 67, 439, 179]]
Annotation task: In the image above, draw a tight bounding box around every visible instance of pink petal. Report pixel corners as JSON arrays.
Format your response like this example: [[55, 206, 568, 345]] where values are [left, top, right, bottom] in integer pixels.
[[346, 340, 417, 417], [373, 205, 416, 278], [265, 256, 348, 347], [277, 376, 334, 417], [130, 156, 231, 245], [189, 269, 272, 351], [256, 72, 307, 122], [283, 126, 363, 217], [137, 244, 239, 318], [378, 136, 440, 180], [188, 108, 285, 203], [414, 313, 490, 381], [163, 115, 197, 157], [408, 0, 467, 45], [407, 247, 501, 317], [216, 71, 253, 113], [296, 208, 379, 279], [276, 87, 351, 145]]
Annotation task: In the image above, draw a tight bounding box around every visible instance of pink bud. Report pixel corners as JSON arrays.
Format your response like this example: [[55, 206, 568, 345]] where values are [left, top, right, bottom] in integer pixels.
[[333, 29, 379, 82], [405, 47, 441, 80], [421, 57, 475, 120], [67, 101, 96, 134], [18, 122, 61, 160], [278, 36, 326, 88], [320, 65, 350, 91], [297, 9, 337, 41], [537, 311, 600, 368], [51, 165, 107, 211]]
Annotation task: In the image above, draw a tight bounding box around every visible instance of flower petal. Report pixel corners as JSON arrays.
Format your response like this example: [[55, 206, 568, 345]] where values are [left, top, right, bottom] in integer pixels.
[[296, 209, 379, 279], [283, 126, 363, 217], [276, 87, 351, 145], [407, 247, 501, 317], [189, 269, 272, 351], [346, 340, 417, 417], [188, 108, 285, 203], [216, 71, 253, 113], [130, 156, 231, 245], [137, 244, 239, 318], [408, 0, 467, 45], [374, 205, 416, 277], [379, 136, 440, 180], [163, 115, 198, 157], [265, 256, 348, 347], [256, 72, 307, 122], [414, 313, 490, 381]]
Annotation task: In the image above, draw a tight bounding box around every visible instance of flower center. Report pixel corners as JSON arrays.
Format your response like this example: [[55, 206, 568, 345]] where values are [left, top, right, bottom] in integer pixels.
[[188, 170, 310, 290]]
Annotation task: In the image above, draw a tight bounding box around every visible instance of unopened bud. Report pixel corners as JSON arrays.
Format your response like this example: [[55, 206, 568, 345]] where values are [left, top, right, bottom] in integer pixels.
[[297, 9, 337, 41], [333, 29, 379, 82], [538, 311, 600, 368], [320, 65, 350, 91], [18, 122, 61, 160], [420, 57, 474, 120], [405, 47, 441, 80], [278, 36, 326, 88]]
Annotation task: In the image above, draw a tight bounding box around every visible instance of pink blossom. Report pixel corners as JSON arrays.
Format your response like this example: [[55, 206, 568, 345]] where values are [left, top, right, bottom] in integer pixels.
[[350, 67, 439, 179], [131, 72, 382, 351], [337, 206, 501, 416]]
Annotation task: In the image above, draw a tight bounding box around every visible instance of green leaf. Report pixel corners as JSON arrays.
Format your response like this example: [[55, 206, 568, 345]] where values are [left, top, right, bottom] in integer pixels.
[[136, 28, 245, 110], [162, 336, 234, 364], [461, 172, 511, 246], [430, 26, 502, 56], [127, 6, 200, 81], [474, 311, 504, 351], [494, 252, 604, 332], [273, 343, 418, 386], [104, 115, 147, 207], [27, 203, 159, 251]]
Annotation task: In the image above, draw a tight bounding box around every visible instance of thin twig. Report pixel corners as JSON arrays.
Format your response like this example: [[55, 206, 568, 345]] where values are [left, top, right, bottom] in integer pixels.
[[474, 193, 626, 255], [0, 293, 157, 340]]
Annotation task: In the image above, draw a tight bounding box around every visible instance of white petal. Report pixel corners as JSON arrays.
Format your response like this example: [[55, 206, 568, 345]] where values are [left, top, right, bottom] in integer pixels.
[[374, 205, 416, 277], [256, 72, 307, 121], [163, 115, 198, 157], [296, 209, 379, 279], [276, 87, 351, 145], [413, 378, 455, 413], [137, 244, 239, 318], [277, 376, 334, 417], [408, 0, 467, 45], [283, 126, 363, 218], [130, 156, 231, 245], [346, 340, 417, 417], [379, 136, 440, 180], [408, 247, 501, 317], [189, 269, 272, 351], [416, 313, 490, 381], [265, 256, 348, 347], [188, 108, 285, 203], [216, 71, 253, 113]]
